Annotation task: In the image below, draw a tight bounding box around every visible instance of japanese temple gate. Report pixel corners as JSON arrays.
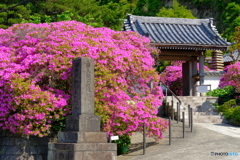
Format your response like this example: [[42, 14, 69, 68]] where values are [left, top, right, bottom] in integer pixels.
[[123, 14, 231, 96]]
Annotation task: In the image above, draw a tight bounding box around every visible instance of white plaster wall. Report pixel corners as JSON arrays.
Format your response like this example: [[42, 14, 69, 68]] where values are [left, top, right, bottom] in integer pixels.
[[196, 75, 222, 96], [204, 75, 222, 90]]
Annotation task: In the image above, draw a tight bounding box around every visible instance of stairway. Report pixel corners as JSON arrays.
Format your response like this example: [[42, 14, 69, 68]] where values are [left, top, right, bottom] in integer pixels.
[[162, 96, 226, 123]]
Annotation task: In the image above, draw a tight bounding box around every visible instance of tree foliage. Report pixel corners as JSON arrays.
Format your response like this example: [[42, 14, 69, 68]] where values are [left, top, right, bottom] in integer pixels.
[[133, 0, 163, 16], [222, 2, 240, 42], [0, 0, 126, 30], [156, 0, 196, 19], [0, 0, 239, 41], [0, 2, 32, 28], [233, 26, 240, 50], [178, 0, 240, 41]]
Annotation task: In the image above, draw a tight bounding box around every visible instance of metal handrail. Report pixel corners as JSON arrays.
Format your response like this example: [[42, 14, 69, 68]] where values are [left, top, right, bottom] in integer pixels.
[[158, 81, 181, 105]]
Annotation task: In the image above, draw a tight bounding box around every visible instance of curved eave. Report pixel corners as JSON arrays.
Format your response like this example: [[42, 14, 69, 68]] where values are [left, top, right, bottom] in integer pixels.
[[150, 42, 230, 51]]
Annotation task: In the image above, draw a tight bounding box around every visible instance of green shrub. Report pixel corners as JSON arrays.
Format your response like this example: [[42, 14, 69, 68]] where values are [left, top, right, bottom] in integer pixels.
[[114, 135, 131, 155], [217, 99, 236, 112], [232, 106, 240, 122], [218, 99, 240, 123], [206, 86, 235, 97], [222, 108, 234, 120], [206, 86, 235, 105]]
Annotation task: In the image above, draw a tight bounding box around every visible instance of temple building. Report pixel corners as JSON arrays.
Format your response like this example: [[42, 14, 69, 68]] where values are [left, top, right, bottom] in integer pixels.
[[123, 14, 232, 96]]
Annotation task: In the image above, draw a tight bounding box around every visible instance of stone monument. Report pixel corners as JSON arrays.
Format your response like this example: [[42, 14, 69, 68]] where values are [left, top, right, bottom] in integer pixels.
[[48, 57, 117, 160]]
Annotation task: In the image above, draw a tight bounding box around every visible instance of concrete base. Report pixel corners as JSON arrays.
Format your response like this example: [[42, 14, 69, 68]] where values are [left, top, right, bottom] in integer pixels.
[[48, 143, 117, 160], [48, 114, 117, 160]]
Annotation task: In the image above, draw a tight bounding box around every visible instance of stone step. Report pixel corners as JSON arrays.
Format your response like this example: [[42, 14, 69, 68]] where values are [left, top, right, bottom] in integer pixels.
[[166, 96, 218, 103], [193, 114, 222, 120], [193, 112, 220, 116], [178, 111, 219, 116], [166, 99, 207, 103], [181, 102, 205, 106], [192, 115, 224, 123], [172, 112, 221, 119], [163, 96, 221, 123], [167, 107, 222, 121], [168, 105, 218, 113], [172, 116, 223, 123], [178, 114, 223, 123]]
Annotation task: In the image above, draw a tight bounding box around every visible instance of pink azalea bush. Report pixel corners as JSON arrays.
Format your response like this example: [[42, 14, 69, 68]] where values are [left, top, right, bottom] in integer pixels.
[[0, 21, 168, 139], [219, 62, 240, 92], [159, 64, 182, 95]]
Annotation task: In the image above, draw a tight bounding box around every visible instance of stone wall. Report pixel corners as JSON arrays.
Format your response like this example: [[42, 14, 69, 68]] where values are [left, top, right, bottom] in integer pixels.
[[0, 130, 53, 160]]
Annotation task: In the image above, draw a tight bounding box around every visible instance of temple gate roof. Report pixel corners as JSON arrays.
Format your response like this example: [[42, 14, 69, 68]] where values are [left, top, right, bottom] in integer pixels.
[[123, 14, 231, 51]]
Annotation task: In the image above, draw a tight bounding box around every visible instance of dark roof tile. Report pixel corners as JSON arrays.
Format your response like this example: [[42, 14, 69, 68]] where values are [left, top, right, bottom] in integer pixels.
[[223, 50, 239, 62], [123, 15, 232, 50]]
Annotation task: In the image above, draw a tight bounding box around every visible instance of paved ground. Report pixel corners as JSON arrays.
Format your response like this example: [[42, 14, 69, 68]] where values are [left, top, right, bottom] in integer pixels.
[[118, 121, 240, 160]]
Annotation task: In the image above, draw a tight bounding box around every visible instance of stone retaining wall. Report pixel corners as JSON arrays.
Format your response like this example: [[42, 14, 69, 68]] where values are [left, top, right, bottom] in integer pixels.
[[0, 130, 52, 160]]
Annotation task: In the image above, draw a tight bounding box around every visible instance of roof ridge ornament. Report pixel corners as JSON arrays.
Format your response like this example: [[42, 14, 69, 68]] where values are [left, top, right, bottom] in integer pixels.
[[208, 18, 222, 41], [127, 14, 133, 24], [209, 18, 214, 28]]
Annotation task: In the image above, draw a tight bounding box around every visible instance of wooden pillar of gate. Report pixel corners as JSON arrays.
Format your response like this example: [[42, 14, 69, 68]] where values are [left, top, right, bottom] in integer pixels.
[[192, 60, 198, 96], [182, 61, 195, 96]]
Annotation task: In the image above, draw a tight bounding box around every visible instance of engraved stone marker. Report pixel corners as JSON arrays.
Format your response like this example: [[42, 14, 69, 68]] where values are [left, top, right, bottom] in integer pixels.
[[48, 57, 117, 160], [64, 57, 100, 132], [72, 57, 94, 114]]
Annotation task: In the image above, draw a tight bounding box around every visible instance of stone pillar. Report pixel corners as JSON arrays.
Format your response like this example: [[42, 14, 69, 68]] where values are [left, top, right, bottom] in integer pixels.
[[210, 50, 224, 71], [48, 57, 117, 160]]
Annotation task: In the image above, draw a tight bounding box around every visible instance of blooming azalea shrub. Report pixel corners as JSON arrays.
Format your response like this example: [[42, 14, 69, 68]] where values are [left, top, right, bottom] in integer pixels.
[[219, 62, 240, 92], [0, 21, 168, 139], [208, 63, 240, 125], [218, 62, 240, 105], [159, 64, 182, 95]]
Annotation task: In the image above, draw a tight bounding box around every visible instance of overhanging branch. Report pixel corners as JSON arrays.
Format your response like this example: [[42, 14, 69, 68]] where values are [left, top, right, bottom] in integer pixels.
[[0, 0, 32, 13]]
